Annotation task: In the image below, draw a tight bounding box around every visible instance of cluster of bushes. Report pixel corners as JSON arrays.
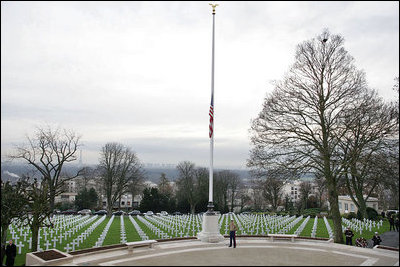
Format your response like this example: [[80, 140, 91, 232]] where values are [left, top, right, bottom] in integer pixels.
[[341, 207, 380, 221]]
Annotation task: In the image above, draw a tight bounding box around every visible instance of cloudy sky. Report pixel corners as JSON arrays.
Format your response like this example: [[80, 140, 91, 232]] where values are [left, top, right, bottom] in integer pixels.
[[1, 1, 399, 169]]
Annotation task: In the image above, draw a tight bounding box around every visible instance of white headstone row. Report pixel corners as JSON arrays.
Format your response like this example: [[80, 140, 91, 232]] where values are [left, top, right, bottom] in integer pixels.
[[294, 216, 310, 236], [94, 215, 115, 248], [311, 216, 318, 238], [128, 215, 149, 241], [323, 216, 334, 239]]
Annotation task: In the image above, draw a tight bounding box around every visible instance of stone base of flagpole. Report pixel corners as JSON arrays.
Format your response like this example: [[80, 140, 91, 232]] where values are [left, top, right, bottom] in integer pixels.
[[197, 203, 224, 243]]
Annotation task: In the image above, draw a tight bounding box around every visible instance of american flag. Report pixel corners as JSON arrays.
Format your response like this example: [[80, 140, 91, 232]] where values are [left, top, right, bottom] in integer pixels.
[[209, 94, 214, 138]]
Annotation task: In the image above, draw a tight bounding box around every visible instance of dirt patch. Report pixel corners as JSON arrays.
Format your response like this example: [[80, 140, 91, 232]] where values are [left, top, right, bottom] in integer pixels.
[[33, 250, 66, 261]]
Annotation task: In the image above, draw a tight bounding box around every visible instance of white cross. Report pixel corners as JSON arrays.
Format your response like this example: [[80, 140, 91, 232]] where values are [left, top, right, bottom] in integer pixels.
[[14, 236, 19, 245], [58, 234, 63, 244], [44, 240, 51, 250], [52, 237, 58, 248], [22, 232, 28, 241], [71, 239, 79, 251], [16, 241, 24, 254], [64, 243, 72, 253], [43, 231, 48, 240], [28, 237, 32, 249]]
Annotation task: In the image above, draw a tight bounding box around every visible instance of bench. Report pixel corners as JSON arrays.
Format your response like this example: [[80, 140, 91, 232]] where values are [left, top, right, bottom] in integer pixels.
[[268, 234, 298, 242], [126, 240, 157, 252]]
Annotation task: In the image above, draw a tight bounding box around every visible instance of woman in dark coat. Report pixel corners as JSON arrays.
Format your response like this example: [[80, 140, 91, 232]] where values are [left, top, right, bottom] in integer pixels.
[[5, 240, 16, 267]]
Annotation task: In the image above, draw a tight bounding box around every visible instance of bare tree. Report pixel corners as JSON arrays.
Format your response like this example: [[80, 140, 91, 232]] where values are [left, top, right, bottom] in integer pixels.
[[76, 166, 95, 190], [299, 181, 312, 210], [214, 170, 238, 213], [339, 90, 398, 218], [9, 126, 82, 213], [227, 172, 241, 212], [313, 172, 327, 208], [158, 173, 173, 196], [98, 142, 143, 215], [176, 161, 197, 214], [19, 176, 54, 252], [248, 30, 368, 243], [251, 167, 289, 212]]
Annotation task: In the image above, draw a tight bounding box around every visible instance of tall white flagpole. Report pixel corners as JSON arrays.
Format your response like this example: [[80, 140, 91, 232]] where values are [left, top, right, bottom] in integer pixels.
[[208, 2, 218, 213], [197, 3, 224, 243]]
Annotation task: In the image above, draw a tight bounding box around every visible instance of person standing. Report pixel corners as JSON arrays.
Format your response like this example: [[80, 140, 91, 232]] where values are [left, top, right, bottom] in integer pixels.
[[372, 232, 382, 247], [344, 227, 354, 246], [389, 215, 395, 231], [5, 240, 16, 267], [395, 216, 399, 232], [229, 219, 237, 248]]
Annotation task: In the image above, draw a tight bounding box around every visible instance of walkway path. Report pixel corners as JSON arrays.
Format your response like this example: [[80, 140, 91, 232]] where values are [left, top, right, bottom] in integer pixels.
[[55, 237, 399, 266], [366, 230, 399, 248]]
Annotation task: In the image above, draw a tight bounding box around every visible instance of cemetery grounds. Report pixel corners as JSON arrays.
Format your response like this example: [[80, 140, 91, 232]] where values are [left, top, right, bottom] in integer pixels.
[[5, 213, 391, 266]]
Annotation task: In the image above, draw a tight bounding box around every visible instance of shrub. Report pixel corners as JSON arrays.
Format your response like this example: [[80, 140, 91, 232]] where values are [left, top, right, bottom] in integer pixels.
[[366, 207, 378, 220], [302, 208, 321, 217], [345, 212, 357, 220]]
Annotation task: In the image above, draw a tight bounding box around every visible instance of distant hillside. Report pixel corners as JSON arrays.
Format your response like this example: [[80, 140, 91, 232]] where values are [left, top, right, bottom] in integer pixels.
[[1, 161, 315, 185], [1, 162, 252, 184]]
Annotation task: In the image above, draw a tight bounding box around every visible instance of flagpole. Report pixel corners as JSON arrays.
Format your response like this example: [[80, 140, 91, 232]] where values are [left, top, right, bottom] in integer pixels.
[[197, 3, 224, 242], [207, 3, 218, 214]]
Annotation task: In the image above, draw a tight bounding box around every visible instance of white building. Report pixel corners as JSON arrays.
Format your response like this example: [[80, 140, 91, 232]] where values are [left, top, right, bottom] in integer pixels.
[[337, 195, 380, 214]]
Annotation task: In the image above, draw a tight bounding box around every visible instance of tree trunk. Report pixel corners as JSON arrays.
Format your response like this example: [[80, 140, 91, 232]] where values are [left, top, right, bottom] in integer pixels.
[[190, 204, 196, 215], [107, 195, 113, 216], [1, 225, 8, 263], [356, 193, 367, 219], [31, 217, 40, 252], [327, 181, 344, 243]]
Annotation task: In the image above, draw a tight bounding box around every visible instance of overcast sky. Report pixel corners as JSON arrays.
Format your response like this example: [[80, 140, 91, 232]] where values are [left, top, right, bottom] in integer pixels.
[[1, 1, 399, 169]]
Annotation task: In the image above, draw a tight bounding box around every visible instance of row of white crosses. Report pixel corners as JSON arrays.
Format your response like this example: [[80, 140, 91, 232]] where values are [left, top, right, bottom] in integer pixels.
[[278, 215, 302, 234], [294, 216, 310, 235], [62, 215, 104, 253], [128, 215, 149, 240], [94, 215, 115, 248], [323, 216, 334, 239], [7, 214, 96, 254], [341, 217, 383, 235], [137, 215, 170, 239], [233, 214, 300, 235], [120, 216, 127, 244], [146, 216, 175, 238], [311, 216, 318, 238]]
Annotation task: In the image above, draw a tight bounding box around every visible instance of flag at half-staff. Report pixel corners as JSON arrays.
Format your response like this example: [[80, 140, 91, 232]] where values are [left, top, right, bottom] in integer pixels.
[[209, 95, 214, 138]]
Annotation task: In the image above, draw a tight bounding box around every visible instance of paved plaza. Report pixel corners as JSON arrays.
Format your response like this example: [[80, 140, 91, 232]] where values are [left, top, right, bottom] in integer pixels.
[[51, 237, 399, 266]]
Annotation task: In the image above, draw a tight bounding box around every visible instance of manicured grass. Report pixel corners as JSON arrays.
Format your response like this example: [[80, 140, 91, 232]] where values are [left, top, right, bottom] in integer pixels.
[[103, 216, 121, 246], [298, 216, 316, 236], [124, 216, 141, 242], [79, 216, 110, 249], [133, 216, 158, 240], [286, 218, 305, 234], [316, 217, 330, 238]]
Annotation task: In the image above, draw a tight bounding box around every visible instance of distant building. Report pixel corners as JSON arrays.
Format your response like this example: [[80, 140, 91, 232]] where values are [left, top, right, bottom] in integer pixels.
[[335, 195, 380, 214]]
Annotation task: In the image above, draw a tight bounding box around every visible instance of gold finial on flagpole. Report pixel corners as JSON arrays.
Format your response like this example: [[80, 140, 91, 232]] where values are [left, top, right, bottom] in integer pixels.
[[209, 3, 218, 14]]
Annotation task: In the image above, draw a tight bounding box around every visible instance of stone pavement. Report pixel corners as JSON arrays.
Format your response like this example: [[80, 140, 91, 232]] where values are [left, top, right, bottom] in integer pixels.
[[53, 237, 399, 266], [366, 230, 399, 248]]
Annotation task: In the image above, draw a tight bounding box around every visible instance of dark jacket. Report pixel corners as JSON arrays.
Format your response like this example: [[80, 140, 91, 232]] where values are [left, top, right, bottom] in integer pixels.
[[372, 235, 382, 246], [5, 243, 16, 259], [344, 229, 354, 238]]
